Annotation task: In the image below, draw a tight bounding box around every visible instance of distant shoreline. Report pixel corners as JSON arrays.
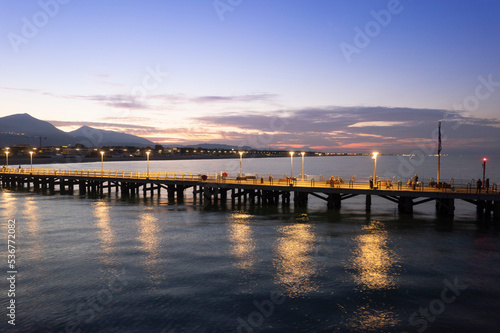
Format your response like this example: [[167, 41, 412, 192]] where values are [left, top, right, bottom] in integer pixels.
[[5, 154, 328, 166]]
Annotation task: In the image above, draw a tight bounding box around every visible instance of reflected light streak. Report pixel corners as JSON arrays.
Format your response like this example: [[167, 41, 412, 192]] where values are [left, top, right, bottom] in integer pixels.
[[351, 221, 399, 291], [93, 201, 115, 260], [274, 224, 317, 297], [0, 191, 17, 223], [137, 209, 164, 287], [343, 220, 401, 331], [228, 213, 256, 272], [23, 196, 44, 263]]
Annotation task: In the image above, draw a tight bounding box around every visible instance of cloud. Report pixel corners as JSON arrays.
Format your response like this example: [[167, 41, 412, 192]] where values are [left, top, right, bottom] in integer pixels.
[[48, 120, 156, 130], [193, 106, 500, 153], [193, 93, 278, 103]]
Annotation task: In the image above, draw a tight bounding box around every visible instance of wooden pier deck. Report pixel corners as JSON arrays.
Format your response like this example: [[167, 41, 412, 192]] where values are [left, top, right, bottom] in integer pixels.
[[1, 167, 499, 220]]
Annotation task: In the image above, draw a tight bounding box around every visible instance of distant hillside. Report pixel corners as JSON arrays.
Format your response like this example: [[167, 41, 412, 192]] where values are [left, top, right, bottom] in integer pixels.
[[0, 113, 156, 148], [0, 113, 75, 146], [70, 126, 155, 147]]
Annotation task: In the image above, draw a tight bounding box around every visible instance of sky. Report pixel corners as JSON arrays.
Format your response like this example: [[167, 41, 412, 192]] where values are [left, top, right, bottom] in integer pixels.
[[1, 0, 499, 154]]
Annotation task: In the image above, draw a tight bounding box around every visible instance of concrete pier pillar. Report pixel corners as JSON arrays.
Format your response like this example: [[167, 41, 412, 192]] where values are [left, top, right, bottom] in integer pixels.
[[327, 193, 341, 209], [398, 196, 413, 214], [493, 201, 500, 221], [177, 186, 184, 202], [168, 185, 176, 201], [365, 194, 371, 211], [435, 198, 455, 217], [294, 191, 308, 207]]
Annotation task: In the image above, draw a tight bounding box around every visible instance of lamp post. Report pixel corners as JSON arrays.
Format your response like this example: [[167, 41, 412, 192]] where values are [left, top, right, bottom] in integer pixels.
[[301, 152, 305, 180], [146, 151, 150, 177], [290, 152, 294, 178], [100, 151, 104, 172], [29, 151, 34, 172], [482, 157, 487, 188], [5, 150, 9, 167], [372, 152, 379, 189], [239, 151, 243, 177]]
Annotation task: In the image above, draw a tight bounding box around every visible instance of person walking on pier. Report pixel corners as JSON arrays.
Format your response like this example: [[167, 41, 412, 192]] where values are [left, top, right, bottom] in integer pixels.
[[485, 178, 490, 193], [476, 178, 482, 193], [369, 177, 373, 189]]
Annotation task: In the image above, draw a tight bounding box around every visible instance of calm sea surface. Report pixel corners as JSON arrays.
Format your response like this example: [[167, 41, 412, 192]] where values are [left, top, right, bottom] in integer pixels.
[[1, 155, 499, 332]]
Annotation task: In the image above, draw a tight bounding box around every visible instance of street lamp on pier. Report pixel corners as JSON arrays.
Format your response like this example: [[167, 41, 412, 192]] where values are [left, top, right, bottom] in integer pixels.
[[146, 151, 151, 177], [29, 151, 34, 172], [100, 151, 104, 172], [290, 152, 294, 178], [301, 152, 305, 180], [5, 150, 9, 167], [239, 151, 244, 177], [482, 157, 487, 188], [372, 152, 379, 189]]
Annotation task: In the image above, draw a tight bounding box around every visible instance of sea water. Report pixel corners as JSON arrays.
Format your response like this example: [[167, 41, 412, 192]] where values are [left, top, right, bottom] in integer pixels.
[[0, 155, 499, 332]]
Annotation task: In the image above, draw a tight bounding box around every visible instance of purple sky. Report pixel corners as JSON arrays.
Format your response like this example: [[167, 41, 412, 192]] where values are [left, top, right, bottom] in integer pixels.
[[1, 0, 499, 153]]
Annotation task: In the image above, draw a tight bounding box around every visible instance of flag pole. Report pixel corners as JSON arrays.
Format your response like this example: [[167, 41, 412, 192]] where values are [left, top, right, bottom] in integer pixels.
[[437, 121, 441, 184]]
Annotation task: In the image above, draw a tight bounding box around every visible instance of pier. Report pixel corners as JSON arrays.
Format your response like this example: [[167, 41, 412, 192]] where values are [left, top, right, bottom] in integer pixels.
[[1, 167, 499, 221]]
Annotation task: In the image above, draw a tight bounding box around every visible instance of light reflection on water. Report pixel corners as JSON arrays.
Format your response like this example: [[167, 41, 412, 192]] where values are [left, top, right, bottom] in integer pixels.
[[23, 196, 45, 264], [274, 223, 318, 297], [343, 220, 401, 330], [351, 221, 400, 291], [228, 212, 256, 272], [93, 201, 115, 263], [137, 207, 165, 288]]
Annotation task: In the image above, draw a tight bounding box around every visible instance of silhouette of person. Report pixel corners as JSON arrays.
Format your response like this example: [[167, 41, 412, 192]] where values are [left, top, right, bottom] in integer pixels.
[[476, 179, 482, 193], [485, 178, 490, 193]]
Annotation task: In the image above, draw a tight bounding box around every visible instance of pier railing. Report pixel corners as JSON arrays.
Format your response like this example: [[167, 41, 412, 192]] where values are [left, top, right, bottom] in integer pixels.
[[1, 167, 498, 194]]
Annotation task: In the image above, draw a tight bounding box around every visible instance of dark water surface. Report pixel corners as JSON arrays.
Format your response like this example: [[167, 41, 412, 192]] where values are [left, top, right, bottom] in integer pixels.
[[1, 156, 499, 332]]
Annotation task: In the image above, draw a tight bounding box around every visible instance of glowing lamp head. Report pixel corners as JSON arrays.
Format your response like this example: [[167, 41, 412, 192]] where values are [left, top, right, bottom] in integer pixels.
[[238, 151, 243, 157], [483, 158, 487, 162], [290, 151, 294, 157], [301, 152, 305, 157], [100, 151, 104, 155], [372, 152, 379, 159]]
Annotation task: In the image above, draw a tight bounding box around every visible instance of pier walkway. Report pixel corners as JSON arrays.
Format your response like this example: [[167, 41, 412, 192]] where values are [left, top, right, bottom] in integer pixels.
[[1, 167, 499, 220]]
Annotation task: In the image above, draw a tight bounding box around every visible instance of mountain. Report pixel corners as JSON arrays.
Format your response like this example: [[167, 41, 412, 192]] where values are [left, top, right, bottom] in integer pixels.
[[0, 113, 155, 148], [0, 113, 75, 147], [69, 126, 155, 147]]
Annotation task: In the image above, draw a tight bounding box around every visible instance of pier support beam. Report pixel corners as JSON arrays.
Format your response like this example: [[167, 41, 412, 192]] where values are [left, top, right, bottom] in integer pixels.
[[327, 193, 341, 209], [493, 201, 500, 221], [435, 198, 455, 217], [398, 196, 413, 214], [294, 191, 308, 207], [365, 195, 371, 211]]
